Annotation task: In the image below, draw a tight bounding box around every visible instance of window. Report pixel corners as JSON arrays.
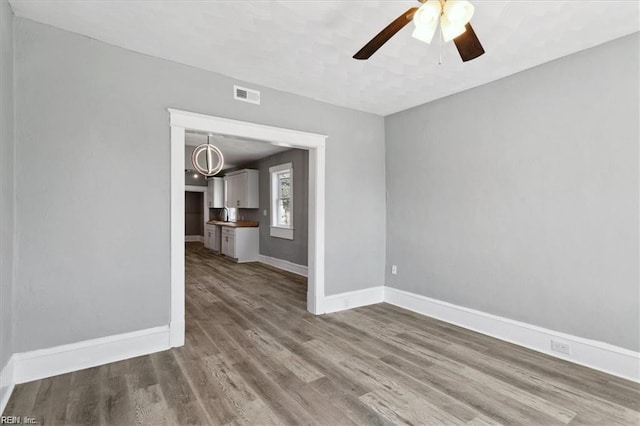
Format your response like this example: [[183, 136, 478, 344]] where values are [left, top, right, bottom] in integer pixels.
[[270, 163, 293, 240]]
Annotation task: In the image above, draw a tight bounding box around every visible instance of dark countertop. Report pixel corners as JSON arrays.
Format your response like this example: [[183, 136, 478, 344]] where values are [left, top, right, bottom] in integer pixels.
[[207, 220, 259, 228]]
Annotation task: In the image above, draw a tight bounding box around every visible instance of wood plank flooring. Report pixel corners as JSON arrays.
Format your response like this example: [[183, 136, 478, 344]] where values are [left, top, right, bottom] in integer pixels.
[[4, 242, 640, 425]]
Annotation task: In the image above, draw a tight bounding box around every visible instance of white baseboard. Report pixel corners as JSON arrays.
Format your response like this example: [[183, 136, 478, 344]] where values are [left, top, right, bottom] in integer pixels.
[[0, 356, 15, 414], [1, 286, 635, 418], [258, 254, 308, 277], [384, 287, 640, 383], [11, 325, 170, 385], [322, 286, 385, 314], [185, 235, 204, 242]]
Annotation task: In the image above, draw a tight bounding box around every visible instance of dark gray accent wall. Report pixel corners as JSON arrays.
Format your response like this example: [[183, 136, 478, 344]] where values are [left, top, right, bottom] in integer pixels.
[[185, 192, 204, 236], [254, 149, 308, 266], [13, 18, 386, 352], [385, 34, 639, 351], [1, 0, 14, 373], [218, 149, 309, 266]]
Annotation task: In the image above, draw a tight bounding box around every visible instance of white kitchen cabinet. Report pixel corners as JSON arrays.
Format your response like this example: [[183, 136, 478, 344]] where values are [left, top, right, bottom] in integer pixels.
[[207, 177, 224, 208], [221, 226, 258, 263], [224, 169, 259, 208], [205, 224, 220, 252], [222, 234, 235, 258], [204, 227, 212, 249]]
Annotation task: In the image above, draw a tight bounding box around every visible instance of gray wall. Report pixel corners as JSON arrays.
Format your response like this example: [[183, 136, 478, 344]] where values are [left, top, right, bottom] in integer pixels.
[[13, 18, 386, 352], [185, 172, 207, 187], [0, 0, 14, 370], [185, 192, 204, 236], [184, 146, 208, 187], [385, 34, 639, 351], [234, 149, 309, 266]]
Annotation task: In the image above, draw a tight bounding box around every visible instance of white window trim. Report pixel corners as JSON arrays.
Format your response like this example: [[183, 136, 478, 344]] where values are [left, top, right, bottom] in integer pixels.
[[270, 162, 294, 240], [270, 227, 294, 240]]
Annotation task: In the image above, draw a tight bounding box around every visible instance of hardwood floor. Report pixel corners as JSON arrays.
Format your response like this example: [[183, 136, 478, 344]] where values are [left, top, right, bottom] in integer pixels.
[[4, 242, 640, 425]]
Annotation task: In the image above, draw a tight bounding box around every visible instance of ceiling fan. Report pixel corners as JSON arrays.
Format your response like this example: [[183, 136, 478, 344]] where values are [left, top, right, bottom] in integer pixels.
[[353, 0, 484, 62]]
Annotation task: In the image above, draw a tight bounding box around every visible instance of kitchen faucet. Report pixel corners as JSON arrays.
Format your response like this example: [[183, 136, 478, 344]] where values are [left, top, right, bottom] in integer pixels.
[[223, 207, 230, 222]]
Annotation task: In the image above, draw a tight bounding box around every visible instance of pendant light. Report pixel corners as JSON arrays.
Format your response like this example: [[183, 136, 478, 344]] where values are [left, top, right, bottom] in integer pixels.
[[191, 136, 224, 177]]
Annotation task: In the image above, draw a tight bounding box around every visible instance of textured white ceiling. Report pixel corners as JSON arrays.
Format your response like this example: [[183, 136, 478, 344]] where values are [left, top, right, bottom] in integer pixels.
[[185, 132, 290, 171], [9, 0, 640, 116]]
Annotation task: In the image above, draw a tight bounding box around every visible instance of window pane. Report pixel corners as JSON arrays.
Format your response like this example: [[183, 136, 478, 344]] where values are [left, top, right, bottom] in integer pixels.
[[278, 172, 290, 198], [278, 198, 290, 227]]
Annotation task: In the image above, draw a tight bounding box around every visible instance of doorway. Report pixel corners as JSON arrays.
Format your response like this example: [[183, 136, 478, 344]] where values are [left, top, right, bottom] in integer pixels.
[[168, 109, 327, 347], [184, 186, 208, 243]]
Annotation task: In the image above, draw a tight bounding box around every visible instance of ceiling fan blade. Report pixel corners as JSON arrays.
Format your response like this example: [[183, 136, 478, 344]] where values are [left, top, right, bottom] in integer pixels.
[[453, 23, 485, 62], [353, 7, 418, 60]]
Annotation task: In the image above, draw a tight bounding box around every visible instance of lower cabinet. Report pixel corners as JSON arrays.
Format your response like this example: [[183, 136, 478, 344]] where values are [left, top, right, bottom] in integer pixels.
[[205, 224, 220, 252], [221, 226, 258, 263], [204, 229, 211, 249], [221, 234, 235, 258]]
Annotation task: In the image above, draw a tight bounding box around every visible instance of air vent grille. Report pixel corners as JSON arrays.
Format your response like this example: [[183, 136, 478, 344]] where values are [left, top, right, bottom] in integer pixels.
[[234, 85, 260, 105]]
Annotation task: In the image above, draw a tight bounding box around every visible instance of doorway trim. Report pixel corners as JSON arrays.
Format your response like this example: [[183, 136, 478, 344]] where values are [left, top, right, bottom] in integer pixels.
[[169, 109, 327, 347]]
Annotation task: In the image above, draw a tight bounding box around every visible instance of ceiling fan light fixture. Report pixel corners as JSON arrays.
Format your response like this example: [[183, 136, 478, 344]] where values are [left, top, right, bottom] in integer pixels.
[[352, 0, 484, 62], [443, 0, 474, 27], [411, 0, 441, 44], [440, 14, 467, 42], [412, 22, 438, 44], [414, 0, 441, 26]]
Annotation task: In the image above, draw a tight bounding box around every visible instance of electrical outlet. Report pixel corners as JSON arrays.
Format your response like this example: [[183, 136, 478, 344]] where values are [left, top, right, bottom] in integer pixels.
[[391, 265, 398, 275], [551, 340, 571, 355], [263, 210, 267, 216]]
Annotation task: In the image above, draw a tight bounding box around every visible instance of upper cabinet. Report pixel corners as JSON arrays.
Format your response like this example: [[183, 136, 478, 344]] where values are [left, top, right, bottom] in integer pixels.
[[225, 169, 259, 209], [207, 177, 224, 208]]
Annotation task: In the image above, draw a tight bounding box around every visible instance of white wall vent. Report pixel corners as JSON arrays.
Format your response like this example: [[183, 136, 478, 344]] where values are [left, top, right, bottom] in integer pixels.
[[234, 85, 260, 105]]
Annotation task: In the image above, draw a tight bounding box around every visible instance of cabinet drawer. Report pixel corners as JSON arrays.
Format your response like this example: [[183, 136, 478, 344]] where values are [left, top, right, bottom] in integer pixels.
[[222, 227, 235, 237]]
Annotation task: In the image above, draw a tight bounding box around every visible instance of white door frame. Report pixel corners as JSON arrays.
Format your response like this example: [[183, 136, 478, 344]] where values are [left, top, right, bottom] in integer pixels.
[[185, 184, 208, 239], [169, 109, 327, 347]]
